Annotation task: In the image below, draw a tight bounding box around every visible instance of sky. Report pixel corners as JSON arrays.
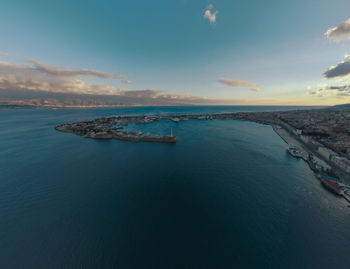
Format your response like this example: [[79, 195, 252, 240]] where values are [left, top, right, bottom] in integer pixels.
[[1, 0, 350, 105]]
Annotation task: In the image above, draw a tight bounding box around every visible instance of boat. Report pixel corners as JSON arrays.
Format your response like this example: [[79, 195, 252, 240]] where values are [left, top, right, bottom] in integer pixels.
[[287, 145, 302, 158], [319, 174, 339, 182], [172, 118, 180, 123], [320, 176, 342, 195]]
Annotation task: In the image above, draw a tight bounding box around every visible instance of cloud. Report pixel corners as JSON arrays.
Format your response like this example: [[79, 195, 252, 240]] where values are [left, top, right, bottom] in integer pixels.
[[324, 55, 350, 78], [116, 89, 200, 100], [309, 84, 350, 98], [219, 78, 263, 92], [250, 88, 261, 92], [325, 18, 350, 42], [121, 79, 132, 84], [0, 58, 226, 105], [0, 60, 129, 95], [23, 58, 127, 79], [0, 52, 8, 56], [204, 4, 218, 24]]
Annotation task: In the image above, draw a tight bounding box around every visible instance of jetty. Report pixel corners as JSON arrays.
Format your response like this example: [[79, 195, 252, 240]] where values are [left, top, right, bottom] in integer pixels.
[[55, 116, 178, 143]]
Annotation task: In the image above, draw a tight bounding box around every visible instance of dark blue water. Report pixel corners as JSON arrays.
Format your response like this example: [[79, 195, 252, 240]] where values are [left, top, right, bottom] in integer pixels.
[[1, 106, 349, 269]]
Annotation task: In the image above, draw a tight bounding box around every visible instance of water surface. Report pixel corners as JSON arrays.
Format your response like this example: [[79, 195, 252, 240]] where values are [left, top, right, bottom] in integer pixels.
[[0, 106, 349, 268]]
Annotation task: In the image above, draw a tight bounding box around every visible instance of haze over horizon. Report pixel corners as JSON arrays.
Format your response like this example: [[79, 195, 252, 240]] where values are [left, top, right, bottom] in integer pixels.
[[1, 0, 350, 106]]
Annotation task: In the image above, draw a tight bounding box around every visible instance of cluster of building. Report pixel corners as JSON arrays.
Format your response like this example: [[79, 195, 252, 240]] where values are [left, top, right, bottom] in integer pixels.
[[273, 109, 350, 177], [277, 108, 350, 158]]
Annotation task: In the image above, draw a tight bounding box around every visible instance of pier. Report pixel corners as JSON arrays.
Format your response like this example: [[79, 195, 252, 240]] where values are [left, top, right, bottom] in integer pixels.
[[272, 125, 350, 205]]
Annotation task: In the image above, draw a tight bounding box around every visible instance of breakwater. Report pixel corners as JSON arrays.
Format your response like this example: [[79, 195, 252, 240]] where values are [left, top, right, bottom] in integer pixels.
[[55, 112, 278, 144]]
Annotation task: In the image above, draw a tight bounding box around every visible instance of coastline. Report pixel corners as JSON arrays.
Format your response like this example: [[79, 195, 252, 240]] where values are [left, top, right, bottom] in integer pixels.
[[271, 124, 350, 204], [5, 106, 350, 268], [55, 109, 350, 205]]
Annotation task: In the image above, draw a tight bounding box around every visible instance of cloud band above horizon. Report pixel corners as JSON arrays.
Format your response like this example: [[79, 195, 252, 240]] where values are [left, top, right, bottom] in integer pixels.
[[0, 58, 232, 105], [309, 84, 350, 98]]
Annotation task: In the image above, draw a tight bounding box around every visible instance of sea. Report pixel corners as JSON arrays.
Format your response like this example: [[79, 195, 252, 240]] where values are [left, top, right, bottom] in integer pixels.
[[1, 106, 350, 269]]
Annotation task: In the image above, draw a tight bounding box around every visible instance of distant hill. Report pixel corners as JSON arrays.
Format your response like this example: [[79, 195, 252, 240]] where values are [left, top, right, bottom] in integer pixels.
[[333, 104, 350, 109], [0, 89, 198, 108]]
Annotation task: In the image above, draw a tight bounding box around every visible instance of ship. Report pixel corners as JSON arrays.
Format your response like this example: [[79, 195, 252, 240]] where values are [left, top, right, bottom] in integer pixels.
[[319, 174, 339, 182], [319, 175, 342, 195]]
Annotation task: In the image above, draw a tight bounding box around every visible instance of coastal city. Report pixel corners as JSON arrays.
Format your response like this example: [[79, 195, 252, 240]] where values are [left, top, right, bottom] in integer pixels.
[[3, 1, 350, 267], [56, 106, 350, 205]]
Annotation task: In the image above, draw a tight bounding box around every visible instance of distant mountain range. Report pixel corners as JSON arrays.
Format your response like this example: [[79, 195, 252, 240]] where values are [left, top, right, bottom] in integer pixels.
[[0, 89, 202, 108]]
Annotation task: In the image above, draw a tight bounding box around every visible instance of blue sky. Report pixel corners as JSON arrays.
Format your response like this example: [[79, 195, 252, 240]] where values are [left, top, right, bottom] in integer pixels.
[[1, 0, 350, 105]]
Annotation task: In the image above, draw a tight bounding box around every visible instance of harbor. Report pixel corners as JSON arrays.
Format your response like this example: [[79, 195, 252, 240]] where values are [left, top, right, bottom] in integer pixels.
[[56, 109, 350, 205], [55, 119, 178, 143], [273, 125, 350, 205]]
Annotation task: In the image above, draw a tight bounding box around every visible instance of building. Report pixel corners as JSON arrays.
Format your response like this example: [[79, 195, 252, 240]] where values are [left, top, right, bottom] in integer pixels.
[[300, 135, 310, 144], [317, 146, 335, 160], [294, 129, 302, 136], [330, 155, 350, 173], [309, 154, 332, 172]]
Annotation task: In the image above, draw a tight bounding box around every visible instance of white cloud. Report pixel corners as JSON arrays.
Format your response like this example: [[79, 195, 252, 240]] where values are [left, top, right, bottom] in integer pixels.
[[219, 78, 263, 92], [325, 18, 350, 42], [0, 51, 8, 56], [204, 4, 218, 24], [0, 58, 222, 104], [121, 79, 132, 84], [0, 60, 129, 95]]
